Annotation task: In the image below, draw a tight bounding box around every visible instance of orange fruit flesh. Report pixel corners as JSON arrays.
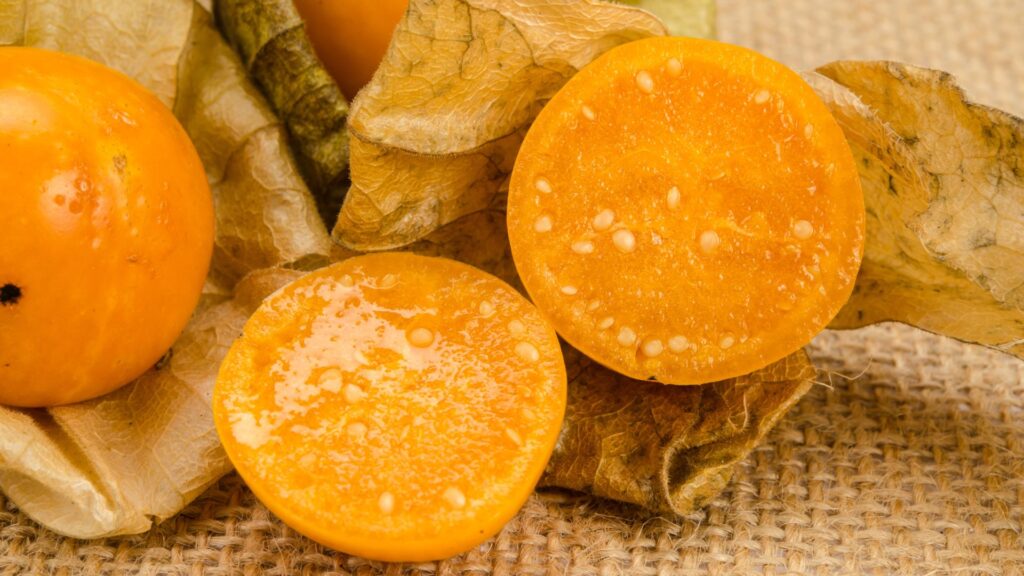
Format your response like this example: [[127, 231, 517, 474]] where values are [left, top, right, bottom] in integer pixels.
[[508, 37, 865, 384], [213, 253, 566, 562]]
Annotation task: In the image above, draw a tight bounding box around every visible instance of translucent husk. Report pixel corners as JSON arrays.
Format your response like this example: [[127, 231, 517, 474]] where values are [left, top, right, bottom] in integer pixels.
[[809, 63, 1024, 356]]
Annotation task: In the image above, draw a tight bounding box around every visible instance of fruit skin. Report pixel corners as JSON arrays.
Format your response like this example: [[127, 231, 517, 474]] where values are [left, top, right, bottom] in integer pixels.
[[293, 0, 408, 100], [0, 47, 214, 407]]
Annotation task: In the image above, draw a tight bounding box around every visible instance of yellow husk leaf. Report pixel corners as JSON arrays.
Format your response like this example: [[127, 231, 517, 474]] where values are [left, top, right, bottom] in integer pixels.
[[809, 63, 1024, 356], [0, 0, 328, 538], [334, 0, 668, 250], [544, 348, 814, 514]]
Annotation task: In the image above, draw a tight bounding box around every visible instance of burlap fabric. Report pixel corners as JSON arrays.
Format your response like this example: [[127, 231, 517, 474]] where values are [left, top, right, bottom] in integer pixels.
[[3, 1, 1023, 574]]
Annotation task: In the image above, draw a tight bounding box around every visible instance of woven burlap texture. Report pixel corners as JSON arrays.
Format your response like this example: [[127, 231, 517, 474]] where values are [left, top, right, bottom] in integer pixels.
[[3, 0, 1024, 574]]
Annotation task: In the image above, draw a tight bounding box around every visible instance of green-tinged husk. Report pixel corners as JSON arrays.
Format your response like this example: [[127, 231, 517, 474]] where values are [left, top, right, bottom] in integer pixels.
[[214, 0, 350, 225], [616, 0, 716, 38]]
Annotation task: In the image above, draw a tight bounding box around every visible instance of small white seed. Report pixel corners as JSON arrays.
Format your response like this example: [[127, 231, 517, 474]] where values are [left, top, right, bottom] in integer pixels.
[[668, 335, 689, 353], [505, 427, 523, 446], [573, 238, 598, 254], [593, 209, 615, 231], [617, 327, 637, 347], [667, 186, 681, 210], [641, 338, 664, 358], [612, 229, 637, 253], [804, 124, 814, 139], [478, 300, 496, 317], [560, 285, 578, 295], [515, 341, 540, 362], [508, 320, 525, 335], [379, 274, 398, 289], [407, 327, 435, 347], [635, 70, 655, 93], [666, 58, 683, 76], [582, 105, 596, 120], [378, 492, 395, 514], [535, 177, 552, 194], [572, 240, 595, 254], [587, 300, 601, 312], [343, 383, 366, 404], [443, 486, 467, 509], [699, 230, 721, 253], [793, 220, 814, 239], [720, 335, 735, 349], [754, 89, 771, 104], [534, 214, 553, 233], [347, 421, 368, 438], [318, 368, 343, 393], [598, 316, 615, 330]]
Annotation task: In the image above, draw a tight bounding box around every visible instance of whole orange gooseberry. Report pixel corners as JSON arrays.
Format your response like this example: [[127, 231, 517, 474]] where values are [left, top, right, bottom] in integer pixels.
[[0, 47, 214, 407], [293, 0, 408, 100]]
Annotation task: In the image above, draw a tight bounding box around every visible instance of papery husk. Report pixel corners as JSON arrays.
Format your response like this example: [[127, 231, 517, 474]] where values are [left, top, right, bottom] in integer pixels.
[[214, 0, 350, 225], [0, 0, 329, 538], [809, 63, 1024, 357], [334, 0, 668, 250], [542, 348, 814, 514]]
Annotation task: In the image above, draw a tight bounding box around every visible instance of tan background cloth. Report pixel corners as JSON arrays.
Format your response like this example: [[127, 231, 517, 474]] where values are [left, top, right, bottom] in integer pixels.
[[3, 0, 1024, 574]]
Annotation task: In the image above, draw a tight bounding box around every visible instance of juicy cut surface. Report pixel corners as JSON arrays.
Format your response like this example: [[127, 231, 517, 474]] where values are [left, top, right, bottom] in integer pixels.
[[214, 253, 566, 561], [508, 37, 865, 384]]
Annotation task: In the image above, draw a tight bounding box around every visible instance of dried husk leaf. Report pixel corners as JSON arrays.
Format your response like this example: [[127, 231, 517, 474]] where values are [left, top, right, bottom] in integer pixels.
[[0, 0, 328, 538], [334, 0, 667, 250], [615, 0, 716, 38], [215, 0, 350, 224], [809, 62, 1024, 356], [541, 348, 815, 514]]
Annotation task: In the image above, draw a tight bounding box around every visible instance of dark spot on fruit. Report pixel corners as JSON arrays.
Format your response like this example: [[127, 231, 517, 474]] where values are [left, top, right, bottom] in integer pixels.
[[113, 153, 127, 175], [0, 284, 21, 306]]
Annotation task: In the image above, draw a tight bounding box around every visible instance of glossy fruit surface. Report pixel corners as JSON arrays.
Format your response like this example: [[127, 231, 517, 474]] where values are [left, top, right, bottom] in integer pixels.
[[0, 47, 214, 407], [293, 0, 408, 100]]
